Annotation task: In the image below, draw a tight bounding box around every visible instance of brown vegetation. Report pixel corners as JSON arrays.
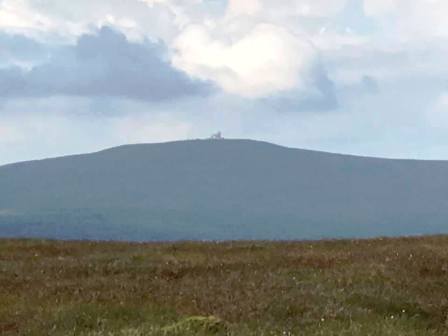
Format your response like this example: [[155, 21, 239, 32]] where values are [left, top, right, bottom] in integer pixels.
[[1, 236, 448, 335]]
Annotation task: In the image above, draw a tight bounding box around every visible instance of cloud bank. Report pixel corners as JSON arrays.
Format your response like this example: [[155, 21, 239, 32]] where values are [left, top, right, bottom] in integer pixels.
[[1, 0, 448, 165], [0, 27, 211, 101]]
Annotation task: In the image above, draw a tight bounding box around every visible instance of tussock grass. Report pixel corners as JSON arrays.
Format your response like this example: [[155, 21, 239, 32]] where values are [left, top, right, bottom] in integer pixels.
[[1, 236, 448, 335]]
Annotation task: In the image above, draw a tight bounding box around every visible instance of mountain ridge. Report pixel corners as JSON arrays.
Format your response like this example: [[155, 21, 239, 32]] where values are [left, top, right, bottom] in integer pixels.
[[1, 138, 448, 241], [3, 138, 446, 169]]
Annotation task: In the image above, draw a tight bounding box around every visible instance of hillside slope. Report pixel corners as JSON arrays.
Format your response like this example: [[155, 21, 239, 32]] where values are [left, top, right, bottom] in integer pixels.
[[1, 139, 448, 240]]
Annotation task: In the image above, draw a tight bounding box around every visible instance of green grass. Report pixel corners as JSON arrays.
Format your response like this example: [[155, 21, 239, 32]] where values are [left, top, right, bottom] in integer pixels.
[[1, 236, 448, 335]]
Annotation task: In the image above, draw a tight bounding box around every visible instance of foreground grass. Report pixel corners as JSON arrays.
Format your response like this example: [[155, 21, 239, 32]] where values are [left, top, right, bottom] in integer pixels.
[[1, 236, 448, 335]]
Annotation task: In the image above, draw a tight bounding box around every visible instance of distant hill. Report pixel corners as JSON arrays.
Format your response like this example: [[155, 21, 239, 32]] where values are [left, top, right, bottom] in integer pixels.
[[1, 139, 448, 241]]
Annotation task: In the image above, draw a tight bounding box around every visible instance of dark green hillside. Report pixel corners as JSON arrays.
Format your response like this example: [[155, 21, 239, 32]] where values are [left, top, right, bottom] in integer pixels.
[[1, 139, 448, 240]]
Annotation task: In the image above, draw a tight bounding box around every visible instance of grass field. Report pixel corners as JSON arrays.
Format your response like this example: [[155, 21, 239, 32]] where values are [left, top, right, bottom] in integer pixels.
[[1, 236, 448, 335]]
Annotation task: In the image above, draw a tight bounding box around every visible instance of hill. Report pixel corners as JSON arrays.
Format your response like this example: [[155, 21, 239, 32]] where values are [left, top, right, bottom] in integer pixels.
[[1, 236, 448, 335], [1, 139, 448, 240]]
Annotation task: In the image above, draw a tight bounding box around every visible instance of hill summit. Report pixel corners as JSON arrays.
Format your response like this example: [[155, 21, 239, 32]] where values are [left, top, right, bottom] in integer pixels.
[[1, 139, 448, 241]]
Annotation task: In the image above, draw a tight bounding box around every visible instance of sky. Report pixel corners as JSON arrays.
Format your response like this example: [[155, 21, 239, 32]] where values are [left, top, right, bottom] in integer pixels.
[[1, 0, 448, 165]]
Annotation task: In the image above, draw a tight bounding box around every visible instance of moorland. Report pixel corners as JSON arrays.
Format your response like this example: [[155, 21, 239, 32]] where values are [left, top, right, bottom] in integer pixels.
[[1, 236, 448, 335]]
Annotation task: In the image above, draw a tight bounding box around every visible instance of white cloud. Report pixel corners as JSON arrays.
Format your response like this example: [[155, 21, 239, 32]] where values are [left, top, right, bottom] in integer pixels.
[[264, 0, 346, 18], [364, 0, 448, 39], [173, 23, 318, 98], [0, 0, 52, 31], [363, 0, 400, 16], [3, 0, 448, 163], [227, 0, 262, 17], [8, 0, 448, 100], [5, 0, 225, 42], [226, 0, 346, 19], [1, 0, 341, 99], [168, 0, 357, 98], [0, 0, 179, 42]]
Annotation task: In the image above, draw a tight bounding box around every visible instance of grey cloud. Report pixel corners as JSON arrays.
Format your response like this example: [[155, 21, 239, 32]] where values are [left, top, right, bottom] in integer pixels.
[[361, 75, 379, 94], [332, 74, 380, 98], [0, 33, 48, 64], [0, 27, 212, 101], [261, 64, 338, 113]]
